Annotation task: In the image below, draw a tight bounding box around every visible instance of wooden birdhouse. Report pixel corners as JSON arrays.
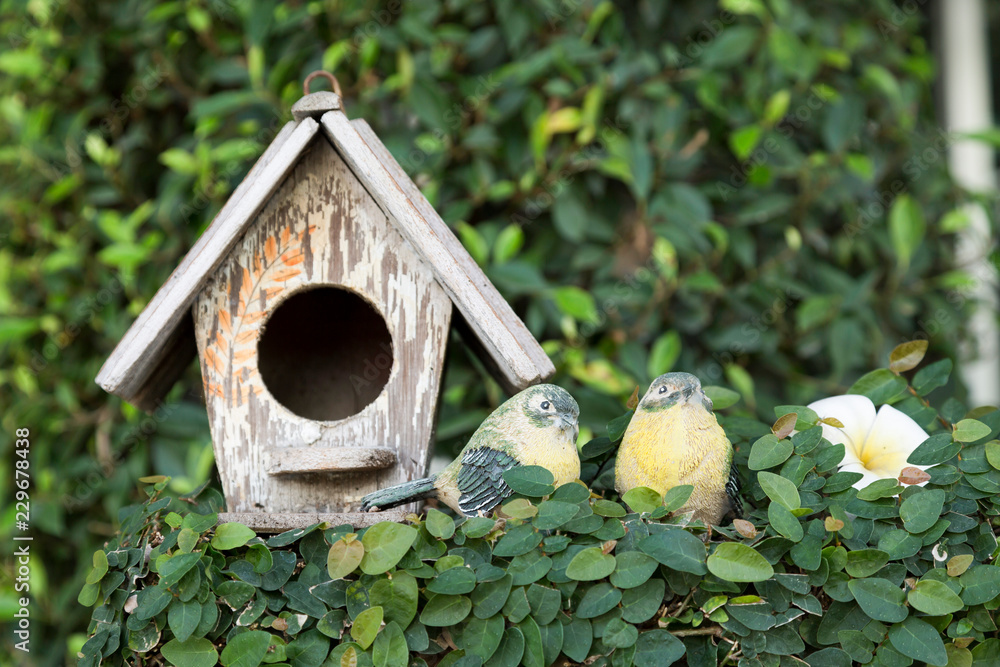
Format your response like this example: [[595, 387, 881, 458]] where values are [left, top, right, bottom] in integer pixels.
[[96, 78, 554, 531]]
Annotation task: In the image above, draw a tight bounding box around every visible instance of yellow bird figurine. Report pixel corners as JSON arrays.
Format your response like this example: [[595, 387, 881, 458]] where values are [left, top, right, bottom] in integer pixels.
[[615, 372, 742, 525], [361, 384, 580, 516]]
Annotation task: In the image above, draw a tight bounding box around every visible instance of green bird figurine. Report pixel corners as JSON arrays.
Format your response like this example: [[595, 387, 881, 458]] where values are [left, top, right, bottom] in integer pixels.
[[615, 372, 742, 526], [361, 384, 581, 516]]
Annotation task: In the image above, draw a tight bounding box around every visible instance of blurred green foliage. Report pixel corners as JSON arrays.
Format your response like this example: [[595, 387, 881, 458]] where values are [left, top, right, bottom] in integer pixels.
[[0, 0, 996, 663]]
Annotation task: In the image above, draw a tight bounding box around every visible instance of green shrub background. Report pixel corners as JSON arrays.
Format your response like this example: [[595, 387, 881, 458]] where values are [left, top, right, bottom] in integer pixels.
[[1, 0, 998, 663]]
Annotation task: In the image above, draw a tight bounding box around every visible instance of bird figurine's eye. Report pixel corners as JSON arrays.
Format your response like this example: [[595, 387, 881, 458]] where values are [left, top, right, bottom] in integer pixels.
[[541, 400, 551, 410], [658, 386, 668, 394]]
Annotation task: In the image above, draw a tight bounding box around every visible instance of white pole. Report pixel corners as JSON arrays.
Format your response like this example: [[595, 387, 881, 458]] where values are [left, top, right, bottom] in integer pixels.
[[939, 0, 1000, 405]]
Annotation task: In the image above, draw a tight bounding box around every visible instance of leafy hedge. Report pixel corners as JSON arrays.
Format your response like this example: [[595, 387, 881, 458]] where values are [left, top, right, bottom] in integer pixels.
[[81, 348, 1000, 666], [4, 0, 998, 661]]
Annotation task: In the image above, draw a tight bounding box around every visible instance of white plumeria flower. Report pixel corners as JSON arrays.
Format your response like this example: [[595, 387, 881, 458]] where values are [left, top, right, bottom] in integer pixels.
[[807, 394, 933, 491]]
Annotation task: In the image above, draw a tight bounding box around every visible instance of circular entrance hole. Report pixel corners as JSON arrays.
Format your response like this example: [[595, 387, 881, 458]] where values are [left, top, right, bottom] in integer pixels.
[[257, 286, 393, 421]]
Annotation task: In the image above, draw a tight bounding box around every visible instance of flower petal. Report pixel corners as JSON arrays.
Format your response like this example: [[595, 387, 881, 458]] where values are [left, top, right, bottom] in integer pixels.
[[838, 462, 887, 491], [862, 404, 933, 480], [808, 395, 877, 467]]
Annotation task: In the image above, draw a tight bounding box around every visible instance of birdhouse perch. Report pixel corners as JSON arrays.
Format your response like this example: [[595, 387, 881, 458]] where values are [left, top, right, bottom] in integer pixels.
[[96, 80, 554, 531]]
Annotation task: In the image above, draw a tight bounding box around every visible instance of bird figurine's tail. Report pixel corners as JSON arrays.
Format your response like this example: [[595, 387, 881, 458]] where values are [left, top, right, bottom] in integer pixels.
[[361, 476, 437, 512]]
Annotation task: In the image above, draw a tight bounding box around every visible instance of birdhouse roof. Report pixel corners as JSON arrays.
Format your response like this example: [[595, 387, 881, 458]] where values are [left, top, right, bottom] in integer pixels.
[[96, 93, 554, 411]]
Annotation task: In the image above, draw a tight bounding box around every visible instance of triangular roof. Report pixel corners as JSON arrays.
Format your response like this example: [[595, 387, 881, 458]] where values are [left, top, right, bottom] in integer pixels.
[[97, 93, 554, 411]]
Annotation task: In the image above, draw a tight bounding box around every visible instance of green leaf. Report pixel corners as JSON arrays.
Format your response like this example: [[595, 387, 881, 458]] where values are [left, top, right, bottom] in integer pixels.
[[959, 565, 1000, 605], [889, 340, 928, 374], [551, 286, 598, 323], [518, 616, 545, 667], [328, 537, 365, 579], [704, 386, 740, 410], [565, 547, 616, 581], [425, 508, 455, 540], [887, 616, 947, 666], [86, 550, 109, 585], [351, 606, 383, 649], [913, 359, 953, 395], [729, 125, 762, 160], [848, 369, 907, 404], [757, 471, 801, 510], [134, 585, 173, 620], [373, 621, 408, 667], [898, 489, 945, 534], [603, 618, 639, 649], [161, 637, 219, 667], [954, 419, 992, 443], [748, 434, 793, 470], [707, 543, 774, 582], [211, 523, 256, 550], [576, 582, 622, 618], [419, 594, 472, 626], [456, 614, 503, 661], [369, 571, 419, 629], [847, 578, 908, 623], [490, 625, 525, 667], [561, 617, 593, 663], [532, 500, 579, 530], [648, 331, 682, 377], [856, 478, 904, 501], [633, 629, 686, 666], [907, 579, 964, 615], [360, 522, 418, 575], [768, 502, 804, 541], [610, 550, 658, 589], [220, 630, 271, 667], [471, 575, 512, 619], [907, 433, 960, 466], [639, 529, 707, 575], [804, 647, 852, 667], [661, 485, 694, 512], [157, 552, 201, 587], [168, 600, 202, 643], [622, 487, 661, 513], [503, 466, 556, 497], [888, 194, 926, 270], [77, 582, 99, 607], [844, 549, 890, 578], [462, 517, 497, 539]]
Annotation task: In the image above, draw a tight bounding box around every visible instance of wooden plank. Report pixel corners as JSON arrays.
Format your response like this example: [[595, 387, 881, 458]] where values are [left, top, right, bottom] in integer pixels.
[[218, 509, 410, 533], [320, 111, 555, 392], [194, 137, 451, 513], [266, 447, 396, 475], [96, 118, 320, 407], [351, 118, 555, 388], [291, 91, 340, 121]]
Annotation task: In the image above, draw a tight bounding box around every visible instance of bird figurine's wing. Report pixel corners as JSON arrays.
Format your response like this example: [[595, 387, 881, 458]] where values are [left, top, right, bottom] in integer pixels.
[[726, 463, 743, 518], [456, 446, 520, 515]]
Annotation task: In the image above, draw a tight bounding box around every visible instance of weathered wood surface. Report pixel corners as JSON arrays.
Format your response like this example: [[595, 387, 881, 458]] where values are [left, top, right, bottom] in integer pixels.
[[291, 91, 341, 121], [322, 111, 555, 393], [193, 136, 451, 513], [97, 118, 320, 411], [218, 510, 409, 533], [265, 446, 396, 475]]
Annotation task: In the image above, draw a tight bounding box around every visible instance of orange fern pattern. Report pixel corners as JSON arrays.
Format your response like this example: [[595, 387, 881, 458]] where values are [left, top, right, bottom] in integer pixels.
[[203, 222, 317, 406]]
